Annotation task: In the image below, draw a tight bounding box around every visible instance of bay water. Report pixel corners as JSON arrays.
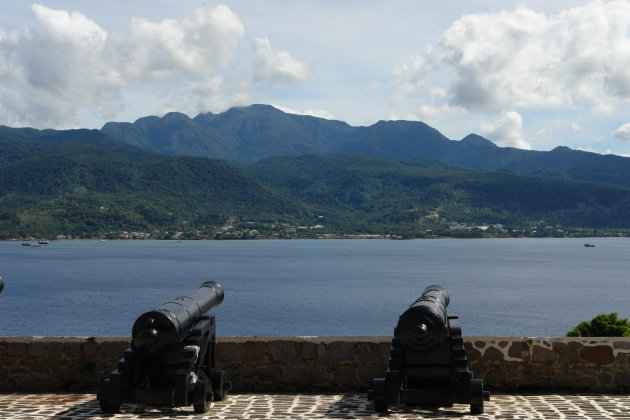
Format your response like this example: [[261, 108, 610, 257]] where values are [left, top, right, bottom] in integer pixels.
[[0, 238, 628, 337]]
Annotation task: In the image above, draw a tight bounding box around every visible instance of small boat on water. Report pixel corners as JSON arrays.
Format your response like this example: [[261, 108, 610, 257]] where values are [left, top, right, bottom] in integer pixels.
[[21, 241, 41, 247], [38, 240, 49, 245], [584, 243, 596, 247]]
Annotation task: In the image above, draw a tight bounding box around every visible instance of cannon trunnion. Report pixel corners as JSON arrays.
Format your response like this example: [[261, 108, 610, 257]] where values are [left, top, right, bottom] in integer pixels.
[[369, 285, 490, 414], [97, 281, 231, 414]]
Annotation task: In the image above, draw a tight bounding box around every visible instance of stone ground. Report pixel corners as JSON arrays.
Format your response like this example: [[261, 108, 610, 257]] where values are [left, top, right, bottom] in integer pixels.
[[1, 393, 630, 419]]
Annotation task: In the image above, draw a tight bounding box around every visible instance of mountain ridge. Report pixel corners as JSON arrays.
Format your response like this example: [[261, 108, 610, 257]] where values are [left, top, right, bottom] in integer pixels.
[[97, 104, 630, 187]]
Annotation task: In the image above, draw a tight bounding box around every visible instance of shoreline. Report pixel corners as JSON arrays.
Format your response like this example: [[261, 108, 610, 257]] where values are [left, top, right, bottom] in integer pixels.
[[2, 236, 623, 242]]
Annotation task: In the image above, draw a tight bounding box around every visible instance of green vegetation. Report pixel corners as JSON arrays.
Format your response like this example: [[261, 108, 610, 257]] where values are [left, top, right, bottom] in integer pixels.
[[0, 136, 313, 239], [567, 313, 630, 337], [4, 118, 630, 240]]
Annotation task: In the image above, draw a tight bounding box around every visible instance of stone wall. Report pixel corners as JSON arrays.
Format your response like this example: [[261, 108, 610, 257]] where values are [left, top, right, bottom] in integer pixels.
[[1, 336, 629, 392]]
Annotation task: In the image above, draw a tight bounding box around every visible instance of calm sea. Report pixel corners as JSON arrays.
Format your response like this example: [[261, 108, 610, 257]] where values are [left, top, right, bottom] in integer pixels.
[[0, 238, 628, 337]]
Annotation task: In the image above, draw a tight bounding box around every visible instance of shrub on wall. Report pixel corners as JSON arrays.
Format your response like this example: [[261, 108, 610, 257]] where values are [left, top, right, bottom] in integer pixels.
[[567, 312, 630, 337]]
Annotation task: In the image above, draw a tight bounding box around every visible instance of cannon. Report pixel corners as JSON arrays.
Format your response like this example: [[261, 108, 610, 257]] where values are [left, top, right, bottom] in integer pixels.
[[97, 281, 231, 413], [368, 285, 489, 414]]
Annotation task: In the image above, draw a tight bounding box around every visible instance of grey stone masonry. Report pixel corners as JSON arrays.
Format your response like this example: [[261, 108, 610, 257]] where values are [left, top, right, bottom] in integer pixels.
[[0, 336, 629, 392]]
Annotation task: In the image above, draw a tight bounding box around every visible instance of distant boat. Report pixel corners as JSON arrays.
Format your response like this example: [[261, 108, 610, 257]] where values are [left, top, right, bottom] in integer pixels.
[[22, 241, 41, 247], [584, 243, 596, 247], [38, 240, 49, 245]]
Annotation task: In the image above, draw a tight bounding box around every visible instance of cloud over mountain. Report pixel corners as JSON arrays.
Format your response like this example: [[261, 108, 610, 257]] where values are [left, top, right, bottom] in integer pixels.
[[253, 37, 313, 84], [614, 123, 630, 141], [481, 111, 530, 149], [0, 4, 312, 128]]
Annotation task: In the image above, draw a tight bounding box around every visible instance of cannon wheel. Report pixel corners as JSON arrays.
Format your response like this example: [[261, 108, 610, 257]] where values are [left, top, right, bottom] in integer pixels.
[[469, 379, 485, 415], [211, 369, 231, 401], [193, 380, 213, 413], [371, 378, 388, 412], [98, 378, 121, 413]]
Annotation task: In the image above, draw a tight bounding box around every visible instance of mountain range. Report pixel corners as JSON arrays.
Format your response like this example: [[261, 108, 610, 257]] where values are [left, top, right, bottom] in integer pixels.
[[99, 104, 630, 187], [2, 104, 630, 238]]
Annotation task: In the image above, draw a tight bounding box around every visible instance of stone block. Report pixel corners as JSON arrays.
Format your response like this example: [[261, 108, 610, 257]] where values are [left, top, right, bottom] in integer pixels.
[[44, 342, 66, 358], [98, 341, 128, 358], [508, 341, 528, 360], [232, 362, 257, 378], [327, 341, 354, 361], [299, 341, 317, 360], [243, 341, 267, 361], [532, 345, 557, 363], [598, 373, 612, 385], [6, 343, 27, 357], [311, 368, 334, 387], [333, 366, 355, 386], [256, 365, 278, 382], [615, 372, 630, 387], [26, 342, 46, 358], [215, 341, 244, 363], [81, 340, 100, 359], [356, 342, 380, 363], [483, 346, 504, 361], [62, 342, 82, 357], [466, 345, 482, 360], [553, 341, 579, 364], [268, 340, 297, 361], [613, 340, 630, 350], [281, 365, 308, 385], [580, 345, 614, 364]]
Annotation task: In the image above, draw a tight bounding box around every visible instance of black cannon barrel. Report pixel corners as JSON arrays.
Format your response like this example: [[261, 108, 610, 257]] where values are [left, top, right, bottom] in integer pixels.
[[396, 285, 450, 351], [132, 281, 224, 353]]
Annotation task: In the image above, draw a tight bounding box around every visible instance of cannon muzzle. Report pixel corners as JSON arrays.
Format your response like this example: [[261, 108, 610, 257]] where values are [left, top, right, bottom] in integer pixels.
[[396, 285, 450, 351], [132, 281, 224, 353]]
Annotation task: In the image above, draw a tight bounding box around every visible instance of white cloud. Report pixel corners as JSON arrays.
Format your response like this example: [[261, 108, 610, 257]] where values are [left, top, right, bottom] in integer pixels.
[[480, 111, 531, 149], [117, 6, 245, 79], [273, 104, 335, 120], [394, 1, 630, 116], [613, 122, 630, 140], [415, 104, 457, 120], [253, 37, 313, 84], [0, 4, 245, 128]]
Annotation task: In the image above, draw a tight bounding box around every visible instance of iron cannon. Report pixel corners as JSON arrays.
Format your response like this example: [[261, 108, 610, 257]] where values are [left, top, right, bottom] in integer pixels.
[[369, 285, 490, 414], [98, 281, 231, 414]]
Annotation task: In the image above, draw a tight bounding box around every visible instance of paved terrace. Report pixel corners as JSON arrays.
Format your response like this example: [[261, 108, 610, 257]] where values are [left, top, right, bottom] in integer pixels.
[[2, 392, 630, 419]]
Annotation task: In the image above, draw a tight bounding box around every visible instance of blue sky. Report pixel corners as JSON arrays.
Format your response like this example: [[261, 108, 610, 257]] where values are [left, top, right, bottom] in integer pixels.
[[1, 1, 630, 156]]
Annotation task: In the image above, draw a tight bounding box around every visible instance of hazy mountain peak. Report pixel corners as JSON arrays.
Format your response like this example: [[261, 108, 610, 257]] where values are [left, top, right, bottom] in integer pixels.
[[460, 134, 497, 148], [162, 111, 191, 121], [551, 146, 572, 153]]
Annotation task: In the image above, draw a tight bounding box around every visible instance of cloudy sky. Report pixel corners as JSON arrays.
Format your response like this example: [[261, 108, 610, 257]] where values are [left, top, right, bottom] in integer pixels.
[[2, 1, 630, 155]]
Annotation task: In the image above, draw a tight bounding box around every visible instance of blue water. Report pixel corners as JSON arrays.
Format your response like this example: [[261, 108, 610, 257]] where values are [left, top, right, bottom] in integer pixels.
[[0, 238, 628, 337]]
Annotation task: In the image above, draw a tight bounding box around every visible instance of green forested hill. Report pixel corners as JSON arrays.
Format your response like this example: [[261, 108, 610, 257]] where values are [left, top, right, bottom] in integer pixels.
[[0, 137, 310, 238], [3, 124, 630, 239], [248, 154, 630, 232]]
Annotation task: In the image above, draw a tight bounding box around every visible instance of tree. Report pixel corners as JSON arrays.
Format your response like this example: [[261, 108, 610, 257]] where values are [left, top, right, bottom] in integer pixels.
[[567, 313, 630, 337]]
